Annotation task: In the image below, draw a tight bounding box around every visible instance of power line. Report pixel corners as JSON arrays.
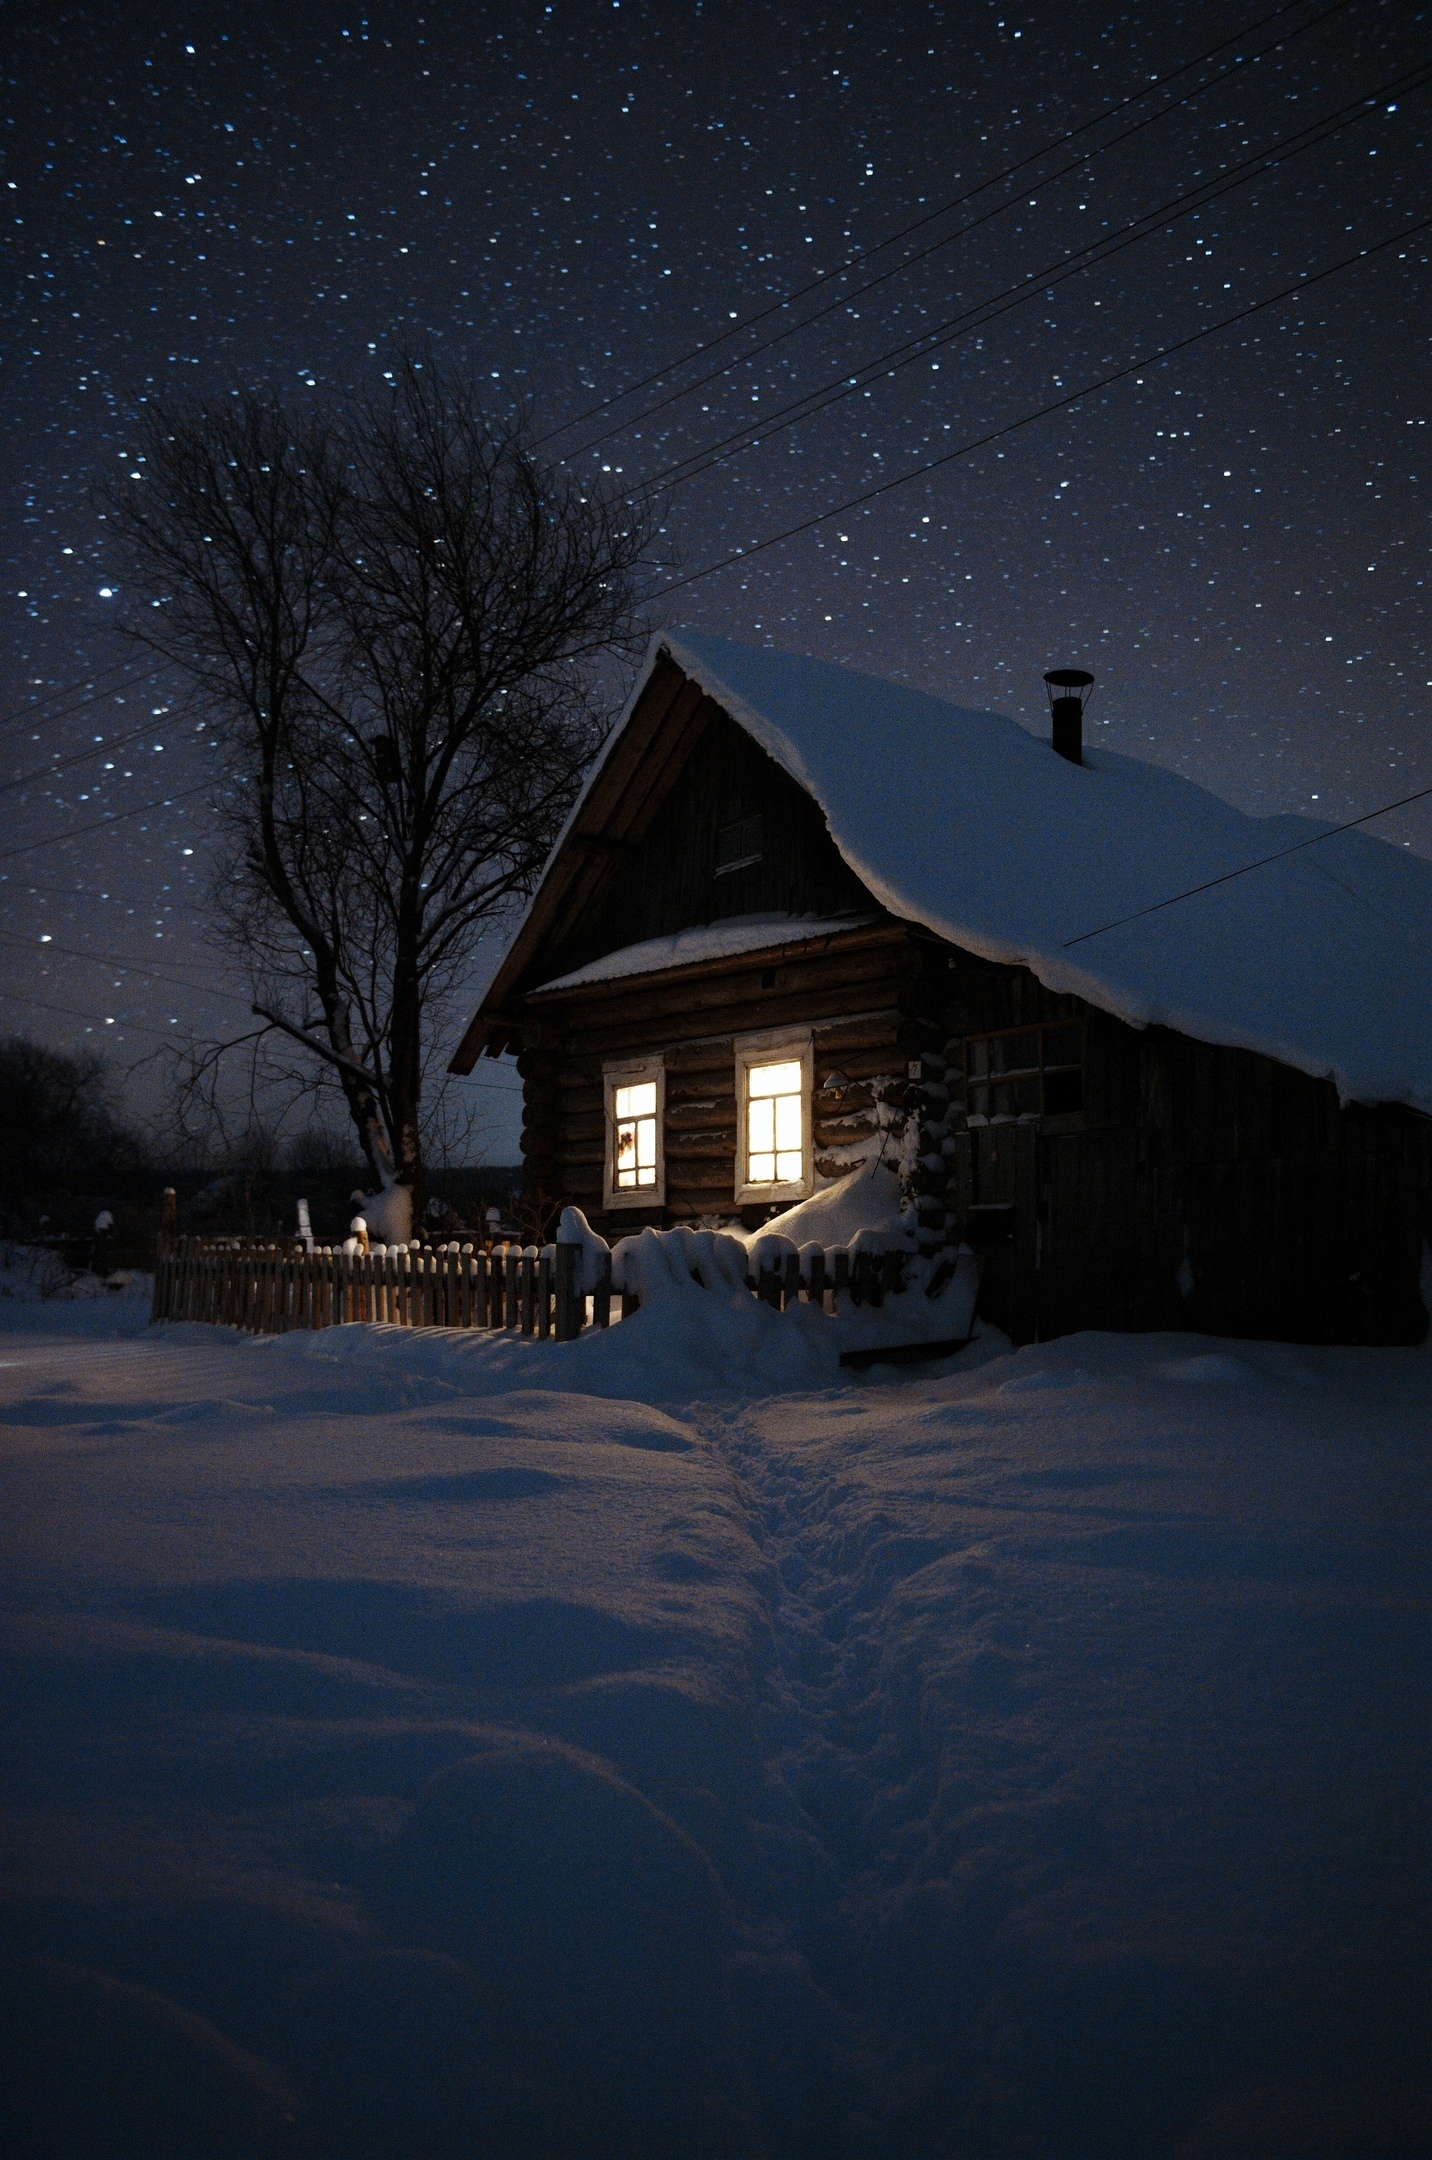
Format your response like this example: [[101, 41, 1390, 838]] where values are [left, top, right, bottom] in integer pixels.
[[650, 60, 1431, 498], [0, 927, 248, 1002], [0, 777, 215, 863], [0, 987, 183, 1040], [1062, 781, 1432, 947], [0, 718, 192, 799], [0, 656, 151, 737], [545, 0, 1343, 457], [655, 211, 1432, 600]]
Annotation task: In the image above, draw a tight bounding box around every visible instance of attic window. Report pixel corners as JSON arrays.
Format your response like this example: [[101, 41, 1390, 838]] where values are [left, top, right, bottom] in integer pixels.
[[966, 1023, 1082, 1124], [715, 813, 763, 877]]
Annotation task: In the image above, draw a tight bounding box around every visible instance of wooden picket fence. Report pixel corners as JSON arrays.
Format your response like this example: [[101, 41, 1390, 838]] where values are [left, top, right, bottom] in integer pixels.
[[150, 1232, 911, 1339], [152, 1237, 588, 1339]]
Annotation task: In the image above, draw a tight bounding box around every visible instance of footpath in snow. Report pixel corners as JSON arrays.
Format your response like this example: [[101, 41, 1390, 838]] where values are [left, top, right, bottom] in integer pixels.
[[0, 1277, 1427, 2158]]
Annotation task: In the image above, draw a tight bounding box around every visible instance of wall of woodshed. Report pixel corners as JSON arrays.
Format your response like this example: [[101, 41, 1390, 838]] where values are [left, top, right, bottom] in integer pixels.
[[941, 949, 1432, 1347]]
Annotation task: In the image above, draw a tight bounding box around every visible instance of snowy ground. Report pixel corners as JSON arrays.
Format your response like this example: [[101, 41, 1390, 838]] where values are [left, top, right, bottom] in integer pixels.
[[0, 1285, 1427, 2158]]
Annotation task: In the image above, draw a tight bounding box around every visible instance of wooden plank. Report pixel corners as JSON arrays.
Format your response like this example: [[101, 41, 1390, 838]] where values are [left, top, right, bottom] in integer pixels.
[[451, 661, 697, 1065]]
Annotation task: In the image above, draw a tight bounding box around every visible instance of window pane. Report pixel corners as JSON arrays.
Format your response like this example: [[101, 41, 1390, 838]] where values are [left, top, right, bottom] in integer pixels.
[[989, 1030, 1039, 1076], [615, 1080, 656, 1119], [1043, 1067, 1083, 1115], [775, 1149, 802, 1182], [970, 1083, 990, 1118], [749, 1152, 776, 1183], [636, 1117, 656, 1169], [968, 1038, 989, 1079], [1043, 1024, 1081, 1067], [1014, 1074, 1041, 1116], [748, 1097, 775, 1153], [715, 813, 763, 872], [749, 1059, 803, 1098], [774, 1094, 802, 1152]]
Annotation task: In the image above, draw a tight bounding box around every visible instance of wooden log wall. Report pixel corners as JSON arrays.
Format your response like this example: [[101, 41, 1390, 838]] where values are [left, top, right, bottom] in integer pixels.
[[521, 923, 949, 1234]]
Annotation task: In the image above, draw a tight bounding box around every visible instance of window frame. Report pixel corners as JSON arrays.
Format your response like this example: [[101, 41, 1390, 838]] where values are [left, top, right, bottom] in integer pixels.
[[963, 1021, 1084, 1128], [734, 1028, 813, 1204], [714, 811, 765, 878], [602, 1055, 667, 1211]]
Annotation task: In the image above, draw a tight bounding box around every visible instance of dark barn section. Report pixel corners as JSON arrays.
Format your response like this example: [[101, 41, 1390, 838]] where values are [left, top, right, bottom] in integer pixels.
[[454, 643, 1431, 1349]]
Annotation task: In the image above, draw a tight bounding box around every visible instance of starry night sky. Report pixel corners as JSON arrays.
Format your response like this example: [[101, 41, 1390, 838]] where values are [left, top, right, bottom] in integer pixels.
[[3, 0, 1428, 1158]]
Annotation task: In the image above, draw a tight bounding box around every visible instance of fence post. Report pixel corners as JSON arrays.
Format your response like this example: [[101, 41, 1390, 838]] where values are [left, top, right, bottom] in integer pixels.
[[554, 1239, 581, 1341], [592, 1261, 612, 1329]]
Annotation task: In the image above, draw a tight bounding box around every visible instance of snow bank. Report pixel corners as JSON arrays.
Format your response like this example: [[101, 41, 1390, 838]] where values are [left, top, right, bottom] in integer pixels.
[[0, 1302, 1425, 2155], [537, 632, 1432, 1115], [0, 1242, 152, 1314], [534, 910, 877, 992], [743, 1154, 910, 1253]]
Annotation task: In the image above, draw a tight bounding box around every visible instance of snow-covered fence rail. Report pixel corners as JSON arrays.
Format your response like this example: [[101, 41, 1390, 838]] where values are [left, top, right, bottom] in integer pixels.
[[151, 1236, 590, 1339]]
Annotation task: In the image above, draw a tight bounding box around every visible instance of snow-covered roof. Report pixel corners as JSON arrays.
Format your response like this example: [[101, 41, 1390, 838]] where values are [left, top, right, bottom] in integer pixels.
[[532, 912, 878, 995], [637, 632, 1432, 1115]]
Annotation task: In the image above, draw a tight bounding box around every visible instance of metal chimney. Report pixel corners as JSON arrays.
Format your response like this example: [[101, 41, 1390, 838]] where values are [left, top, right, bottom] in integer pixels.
[[1043, 668, 1095, 765]]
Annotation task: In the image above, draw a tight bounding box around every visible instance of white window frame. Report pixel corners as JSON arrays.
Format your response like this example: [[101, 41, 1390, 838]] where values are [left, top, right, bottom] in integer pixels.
[[734, 1028, 813, 1205], [603, 1056, 666, 1211]]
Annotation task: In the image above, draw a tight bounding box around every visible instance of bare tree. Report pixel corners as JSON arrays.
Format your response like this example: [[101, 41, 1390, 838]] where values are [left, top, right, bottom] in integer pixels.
[[107, 362, 654, 1237]]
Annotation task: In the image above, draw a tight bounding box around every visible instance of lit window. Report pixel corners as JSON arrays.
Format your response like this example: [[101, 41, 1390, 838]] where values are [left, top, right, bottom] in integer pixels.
[[604, 1060, 665, 1210], [746, 1060, 803, 1184], [735, 1033, 811, 1201], [614, 1080, 658, 1189]]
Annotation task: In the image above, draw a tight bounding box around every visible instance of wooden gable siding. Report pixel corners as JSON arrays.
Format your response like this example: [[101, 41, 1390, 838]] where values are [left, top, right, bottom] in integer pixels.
[[451, 654, 719, 1065], [517, 922, 951, 1234], [941, 950, 1431, 1347], [540, 707, 874, 983]]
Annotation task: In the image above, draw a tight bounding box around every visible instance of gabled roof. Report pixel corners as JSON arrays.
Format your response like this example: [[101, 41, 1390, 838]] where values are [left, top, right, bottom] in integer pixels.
[[453, 631, 1432, 1115]]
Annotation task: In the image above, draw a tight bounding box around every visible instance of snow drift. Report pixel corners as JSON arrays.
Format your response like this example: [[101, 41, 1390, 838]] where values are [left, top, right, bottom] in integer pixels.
[[0, 1298, 1426, 2156]]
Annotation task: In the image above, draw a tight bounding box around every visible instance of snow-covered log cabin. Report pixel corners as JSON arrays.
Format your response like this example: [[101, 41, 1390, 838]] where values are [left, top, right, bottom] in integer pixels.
[[452, 634, 1432, 1346]]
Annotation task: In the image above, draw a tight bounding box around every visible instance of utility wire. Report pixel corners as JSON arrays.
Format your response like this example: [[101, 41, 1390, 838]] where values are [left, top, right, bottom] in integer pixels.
[[656, 211, 1432, 599], [0, 652, 152, 738], [0, 927, 248, 1002], [1062, 780, 1432, 946], [0, 777, 215, 863], [0, 987, 184, 1039], [546, 0, 1345, 456], [0, 719, 193, 800], [0, 663, 162, 745], [650, 61, 1431, 497]]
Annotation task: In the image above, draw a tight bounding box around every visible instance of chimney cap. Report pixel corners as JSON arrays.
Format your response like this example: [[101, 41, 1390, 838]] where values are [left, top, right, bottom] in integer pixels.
[[1043, 668, 1094, 691]]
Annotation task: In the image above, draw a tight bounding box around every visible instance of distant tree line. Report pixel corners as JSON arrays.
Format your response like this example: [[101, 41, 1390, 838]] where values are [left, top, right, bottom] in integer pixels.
[[0, 1038, 148, 1236]]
